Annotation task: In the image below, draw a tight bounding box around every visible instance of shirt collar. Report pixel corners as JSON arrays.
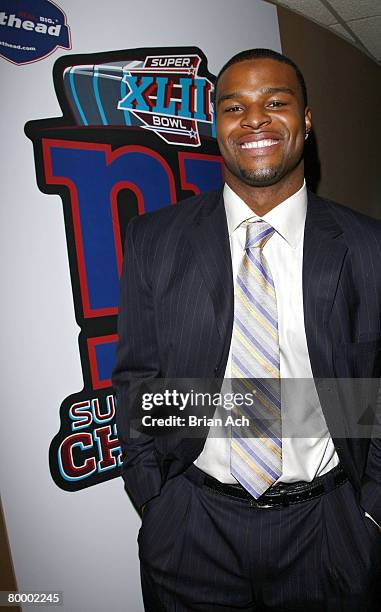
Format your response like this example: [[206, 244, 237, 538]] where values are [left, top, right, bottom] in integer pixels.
[[223, 180, 307, 249]]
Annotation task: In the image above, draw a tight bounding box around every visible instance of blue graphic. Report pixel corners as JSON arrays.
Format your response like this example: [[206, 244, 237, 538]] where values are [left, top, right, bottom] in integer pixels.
[[49, 144, 176, 311], [0, 0, 70, 65], [181, 156, 224, 193], [95, 342, 117, 384]]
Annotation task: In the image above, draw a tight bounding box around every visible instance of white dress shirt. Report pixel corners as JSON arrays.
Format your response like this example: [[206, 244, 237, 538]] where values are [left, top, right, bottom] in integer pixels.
[[195, 181, 340, 484]]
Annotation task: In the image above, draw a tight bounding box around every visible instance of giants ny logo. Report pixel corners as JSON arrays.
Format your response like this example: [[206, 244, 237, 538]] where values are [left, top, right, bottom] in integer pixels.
[[25, 47, 223, 491]]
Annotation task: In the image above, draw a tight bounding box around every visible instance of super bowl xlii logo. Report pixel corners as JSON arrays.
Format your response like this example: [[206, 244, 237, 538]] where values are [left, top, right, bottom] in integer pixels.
[[25, 47, 224, 491]]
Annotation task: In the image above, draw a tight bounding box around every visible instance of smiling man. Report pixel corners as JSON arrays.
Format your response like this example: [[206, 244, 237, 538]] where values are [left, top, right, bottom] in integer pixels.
[[113, 49, 381, 611], [216, 53, 311, 212]]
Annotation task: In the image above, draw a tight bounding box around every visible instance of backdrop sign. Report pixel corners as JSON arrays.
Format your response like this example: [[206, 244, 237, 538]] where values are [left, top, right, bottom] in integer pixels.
[[25, 46, 224, 491], [0, 0, 71, 65]]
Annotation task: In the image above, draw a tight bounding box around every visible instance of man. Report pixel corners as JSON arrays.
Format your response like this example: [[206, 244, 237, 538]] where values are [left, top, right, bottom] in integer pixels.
[[112, 49, 381, 611]]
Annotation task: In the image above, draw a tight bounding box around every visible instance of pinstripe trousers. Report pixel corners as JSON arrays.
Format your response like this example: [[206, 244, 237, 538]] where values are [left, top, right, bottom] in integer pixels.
[[138, 465, 381, 612]]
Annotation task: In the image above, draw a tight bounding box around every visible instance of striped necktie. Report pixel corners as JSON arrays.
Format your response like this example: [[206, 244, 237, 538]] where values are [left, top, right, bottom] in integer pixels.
[[230, 219, 282, 499]]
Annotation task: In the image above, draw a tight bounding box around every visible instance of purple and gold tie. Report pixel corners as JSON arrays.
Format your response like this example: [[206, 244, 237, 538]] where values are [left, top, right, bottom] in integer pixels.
[[230, 219, 282, 499]]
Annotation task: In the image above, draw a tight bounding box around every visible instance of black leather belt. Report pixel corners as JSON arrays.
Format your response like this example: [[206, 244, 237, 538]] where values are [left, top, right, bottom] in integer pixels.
[[185, 464, 347, 508]]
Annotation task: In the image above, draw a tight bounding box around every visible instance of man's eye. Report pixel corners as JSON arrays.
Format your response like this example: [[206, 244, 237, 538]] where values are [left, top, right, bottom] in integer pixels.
[[268, 100, 285, 108], [225, 105, 242, 112]]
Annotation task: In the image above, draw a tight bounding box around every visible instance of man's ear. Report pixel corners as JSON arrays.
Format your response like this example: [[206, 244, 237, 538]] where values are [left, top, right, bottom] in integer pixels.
[[304, 107, 312, 134]]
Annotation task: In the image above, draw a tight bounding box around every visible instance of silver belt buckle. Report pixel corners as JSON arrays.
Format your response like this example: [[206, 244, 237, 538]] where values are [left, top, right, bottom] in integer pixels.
[[249, 499, 273, 508]]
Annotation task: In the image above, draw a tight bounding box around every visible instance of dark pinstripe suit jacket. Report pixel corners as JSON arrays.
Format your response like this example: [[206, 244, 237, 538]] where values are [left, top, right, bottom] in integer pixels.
[[112, 188, 381, 522]]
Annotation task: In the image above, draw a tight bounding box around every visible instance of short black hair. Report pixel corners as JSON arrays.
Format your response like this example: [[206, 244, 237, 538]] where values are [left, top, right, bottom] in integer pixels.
[[214, 48, 308, 108]]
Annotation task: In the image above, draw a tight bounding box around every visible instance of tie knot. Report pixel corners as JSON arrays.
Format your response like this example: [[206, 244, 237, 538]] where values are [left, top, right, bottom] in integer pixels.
[[244, 219, 274, 249]]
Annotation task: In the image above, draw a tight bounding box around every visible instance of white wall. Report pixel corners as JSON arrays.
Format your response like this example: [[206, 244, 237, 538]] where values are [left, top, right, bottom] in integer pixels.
[[0, 1, 280, 610]]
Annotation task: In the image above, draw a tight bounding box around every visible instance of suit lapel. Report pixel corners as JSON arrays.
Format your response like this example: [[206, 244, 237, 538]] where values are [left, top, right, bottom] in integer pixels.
[[303, 191, 348, 378], [184, 189, 348, 380], [185, 190, 234, 373]]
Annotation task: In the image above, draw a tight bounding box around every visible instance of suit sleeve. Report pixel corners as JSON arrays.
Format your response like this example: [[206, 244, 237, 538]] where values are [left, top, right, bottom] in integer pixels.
[[112, 216, 162, 510]]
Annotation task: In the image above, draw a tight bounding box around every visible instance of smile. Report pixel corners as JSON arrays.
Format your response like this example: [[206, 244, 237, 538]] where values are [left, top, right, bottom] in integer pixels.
[[240, 139, 280, 149]]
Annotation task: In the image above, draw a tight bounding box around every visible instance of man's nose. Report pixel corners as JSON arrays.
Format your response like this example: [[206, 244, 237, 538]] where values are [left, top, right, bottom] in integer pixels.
[[240, 104, 271, 129]]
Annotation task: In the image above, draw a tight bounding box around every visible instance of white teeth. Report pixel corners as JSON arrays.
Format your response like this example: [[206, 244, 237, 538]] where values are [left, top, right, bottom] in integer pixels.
[[240, 139, 279, 149]]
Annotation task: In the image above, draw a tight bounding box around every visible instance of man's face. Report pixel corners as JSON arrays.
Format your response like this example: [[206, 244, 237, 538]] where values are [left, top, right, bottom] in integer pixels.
[[215, 58, 311, 189]]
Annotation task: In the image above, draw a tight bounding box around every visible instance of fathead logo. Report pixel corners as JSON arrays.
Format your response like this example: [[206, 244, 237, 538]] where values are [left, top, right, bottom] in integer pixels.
[[64, 53, 215, 147], [0, 0, 71, 65], [0, 12, 62, 35], [25, 47, 224, 491]]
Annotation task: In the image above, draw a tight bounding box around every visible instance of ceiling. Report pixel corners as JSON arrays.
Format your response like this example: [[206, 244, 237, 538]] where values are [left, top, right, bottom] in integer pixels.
[[267, 0, 381, 64]]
